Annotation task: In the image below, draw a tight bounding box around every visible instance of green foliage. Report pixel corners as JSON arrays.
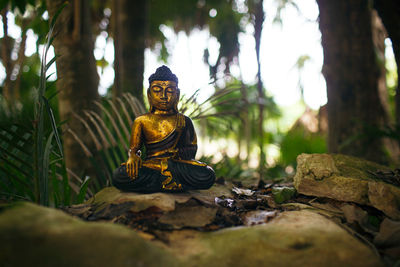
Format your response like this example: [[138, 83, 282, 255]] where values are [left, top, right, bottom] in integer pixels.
[[0, 122, 90, 206], [70, 93, 146, 191], [0, 3, 91, 207], [279, 128, 326, 167], [187, 80, 281, 154], [199, 154, 252, 180], [264, 164, 287, 181], [0, 124, 34, 201], [207, 1, 243, 67], [33, 2, 66, 206], [0, 0, 36, 14], [147, 0, 245, 74]]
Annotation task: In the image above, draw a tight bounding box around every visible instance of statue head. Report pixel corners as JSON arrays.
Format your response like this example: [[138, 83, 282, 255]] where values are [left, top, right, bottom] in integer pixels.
[[147, 65, 180, 113]]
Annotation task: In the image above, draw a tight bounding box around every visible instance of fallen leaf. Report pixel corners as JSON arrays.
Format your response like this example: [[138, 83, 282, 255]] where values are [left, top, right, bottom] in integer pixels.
[[215, 197, 235, 209], [272, 186, 296, 204], [242, 210, 278, 226], [232, 187, 255, 197]]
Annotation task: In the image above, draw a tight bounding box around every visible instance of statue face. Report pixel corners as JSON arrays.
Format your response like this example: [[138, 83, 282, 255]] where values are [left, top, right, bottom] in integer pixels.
[[149, 80, 179, 111]]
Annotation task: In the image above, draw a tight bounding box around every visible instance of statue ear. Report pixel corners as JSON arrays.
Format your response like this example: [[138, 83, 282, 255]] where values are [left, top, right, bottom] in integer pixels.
[[147, 88, 154, 112], [174, 88, 180, 113]]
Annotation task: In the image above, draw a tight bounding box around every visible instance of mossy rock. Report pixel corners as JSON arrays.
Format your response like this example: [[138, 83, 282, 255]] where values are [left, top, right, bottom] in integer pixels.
[[0, 202, 178, 267], [294, 153, 400, 220], [165, 210, 382, 267]]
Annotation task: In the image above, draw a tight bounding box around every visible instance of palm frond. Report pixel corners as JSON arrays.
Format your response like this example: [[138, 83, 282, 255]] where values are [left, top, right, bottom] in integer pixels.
[[71, 93, 145, 188], [107, 99, 131, 138]]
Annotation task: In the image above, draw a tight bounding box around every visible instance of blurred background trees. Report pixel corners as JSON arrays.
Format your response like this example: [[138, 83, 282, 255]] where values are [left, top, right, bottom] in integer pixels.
[[317, 0, 396, 164], [46, 0, 100, 179], [0, 0, 399, 204]]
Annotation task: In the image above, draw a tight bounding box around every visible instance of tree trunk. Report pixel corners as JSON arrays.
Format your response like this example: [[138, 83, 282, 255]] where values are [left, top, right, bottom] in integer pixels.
[[371, 10, 389, 121], [253, 0, 265, 176], [46, 0, 99, 178], [1, 7, 13, 102], [112, 0, 147, 103], [374, 1, 400, 127], [1, 7, 31, 103], [317, 0, 391, 164]]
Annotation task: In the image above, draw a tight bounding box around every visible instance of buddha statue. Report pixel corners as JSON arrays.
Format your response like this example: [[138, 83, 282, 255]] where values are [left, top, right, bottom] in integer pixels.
[[112, 65, 215, 192]]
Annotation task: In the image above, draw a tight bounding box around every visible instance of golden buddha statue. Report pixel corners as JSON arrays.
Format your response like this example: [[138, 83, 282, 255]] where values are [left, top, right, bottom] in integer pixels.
[[112, 66, 215, 192]]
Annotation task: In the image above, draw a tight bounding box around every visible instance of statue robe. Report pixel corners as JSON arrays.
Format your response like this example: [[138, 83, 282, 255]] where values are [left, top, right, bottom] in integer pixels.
[[112, 115, 215, 193]]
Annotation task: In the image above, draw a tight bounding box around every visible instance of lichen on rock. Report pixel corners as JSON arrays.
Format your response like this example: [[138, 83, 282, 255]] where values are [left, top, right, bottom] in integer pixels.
[[0, 202, 178, 267], [294, 153, 400, 220]]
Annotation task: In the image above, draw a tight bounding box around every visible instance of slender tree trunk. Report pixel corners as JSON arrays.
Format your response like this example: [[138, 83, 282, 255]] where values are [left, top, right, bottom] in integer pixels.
[[46, 0, 99, 178], [317, 0, 390, 164], [371, 10, 389, 121], [374, 1, 400, 127], [253, 0, 265, 176], [13, 31, 27, 100], [237, 121, 242, 162], [112, 0, 147, 103], [1, 8, 13, 102], [1, 7, 30, 102], [239, 81, 251, 163]]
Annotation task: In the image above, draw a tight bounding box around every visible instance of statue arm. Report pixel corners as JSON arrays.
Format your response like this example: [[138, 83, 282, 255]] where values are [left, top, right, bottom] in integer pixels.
[[126, 118, 143, 179], [178, 116, 198, 160]]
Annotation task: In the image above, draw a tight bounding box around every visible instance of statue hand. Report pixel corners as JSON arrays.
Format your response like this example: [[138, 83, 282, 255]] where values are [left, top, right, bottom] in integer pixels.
[[125, 155, 142, 179]]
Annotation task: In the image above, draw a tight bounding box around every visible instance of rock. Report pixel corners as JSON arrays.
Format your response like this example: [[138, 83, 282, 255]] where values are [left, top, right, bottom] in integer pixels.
[[282, 202, 344, 221], [64, 185, 234, 230], [0, 203, 383, 267], [158, 199, 218, 229], [0, 202, 178, 267], [87, 184, 233, 214], [340, 204, 368, 225], [374, 218, 400, 248], [374, 218, 400, 262], [368, 181, 400, 221], [294, 153, 400, 220], [88, 186, 192, 213], [167, 210, 382, 267], [189, 183, 234, 205]]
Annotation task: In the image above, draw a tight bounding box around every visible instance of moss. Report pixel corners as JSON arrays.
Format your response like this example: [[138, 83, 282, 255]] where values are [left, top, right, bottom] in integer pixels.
[[85, 186, 122, 210], [332, 154, 389, 181], [179, 210, 382, 267], [0, 202, 178, 267]]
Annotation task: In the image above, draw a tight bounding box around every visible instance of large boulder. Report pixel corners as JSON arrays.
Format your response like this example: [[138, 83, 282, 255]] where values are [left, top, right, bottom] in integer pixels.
[[0, 202, 178, 267], [294, 153, 400, 220], [0, 202, 382, 267], [172, 209, 382, 267]]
